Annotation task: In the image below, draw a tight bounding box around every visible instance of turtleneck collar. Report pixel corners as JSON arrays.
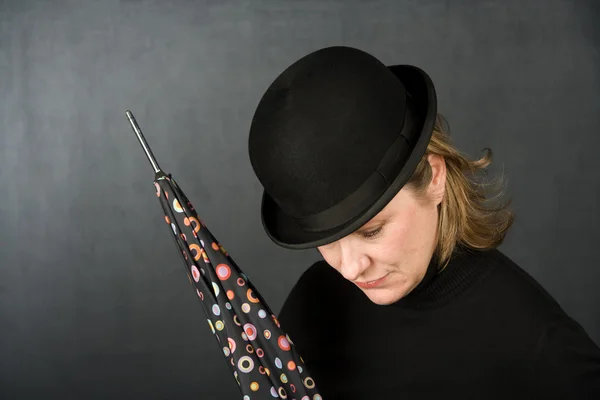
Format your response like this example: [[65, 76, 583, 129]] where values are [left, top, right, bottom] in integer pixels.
[[391, 245, 500, 309]]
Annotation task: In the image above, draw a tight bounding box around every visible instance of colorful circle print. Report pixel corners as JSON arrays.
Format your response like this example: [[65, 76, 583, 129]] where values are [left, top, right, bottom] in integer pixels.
[[153, 176, 322, 398], [216, 264, 231, 280], [244, 324, 258, 341], [278, 336, 291, 351]]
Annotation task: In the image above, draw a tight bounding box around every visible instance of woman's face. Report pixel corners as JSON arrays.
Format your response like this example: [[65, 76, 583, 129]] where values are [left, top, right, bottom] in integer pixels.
[[317, 154, 446, 305]]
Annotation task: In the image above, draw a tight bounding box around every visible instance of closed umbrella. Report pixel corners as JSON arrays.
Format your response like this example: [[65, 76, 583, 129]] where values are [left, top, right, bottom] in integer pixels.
[[125, 110, 323, 400]]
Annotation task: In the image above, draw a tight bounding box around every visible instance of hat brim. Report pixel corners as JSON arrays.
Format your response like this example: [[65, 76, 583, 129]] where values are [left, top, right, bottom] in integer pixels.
[[259, 64, 437, 250]]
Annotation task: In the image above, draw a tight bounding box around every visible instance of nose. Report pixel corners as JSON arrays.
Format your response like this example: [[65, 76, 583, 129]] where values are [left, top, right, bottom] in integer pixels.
[[338, 242, 370, 281]]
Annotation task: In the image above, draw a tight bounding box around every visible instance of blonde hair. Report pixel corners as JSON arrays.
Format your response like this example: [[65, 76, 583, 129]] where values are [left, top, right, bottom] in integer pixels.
[[406, 114, 515, 269]]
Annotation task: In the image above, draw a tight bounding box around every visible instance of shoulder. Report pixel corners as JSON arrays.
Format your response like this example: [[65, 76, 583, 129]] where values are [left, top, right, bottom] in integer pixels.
[[475, 248, 569, 321], [450, 247, 593, 347], [459, 248, 600, 394], [532, 313, 600, 397]]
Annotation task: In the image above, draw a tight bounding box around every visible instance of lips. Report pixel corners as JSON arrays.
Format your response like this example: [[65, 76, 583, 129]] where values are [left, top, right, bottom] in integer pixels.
[[354, 273, 389, 289]]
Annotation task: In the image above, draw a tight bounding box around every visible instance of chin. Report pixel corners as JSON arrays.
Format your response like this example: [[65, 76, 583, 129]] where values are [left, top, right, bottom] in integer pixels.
[[359, 278, 416, 305], [362, 288, 408, 305]]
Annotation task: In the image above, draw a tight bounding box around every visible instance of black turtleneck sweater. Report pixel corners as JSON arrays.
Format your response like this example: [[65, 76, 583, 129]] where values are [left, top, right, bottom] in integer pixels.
[[277, 246, 600, 399]]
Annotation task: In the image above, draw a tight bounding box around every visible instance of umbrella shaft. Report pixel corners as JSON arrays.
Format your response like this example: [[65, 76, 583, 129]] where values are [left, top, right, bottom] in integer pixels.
[[126, 110, 161, 174]]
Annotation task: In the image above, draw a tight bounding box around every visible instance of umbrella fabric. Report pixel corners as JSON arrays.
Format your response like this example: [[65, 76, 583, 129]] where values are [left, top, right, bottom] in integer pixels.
[[126, 110, 323, 398], [154, 172, 322, 399]]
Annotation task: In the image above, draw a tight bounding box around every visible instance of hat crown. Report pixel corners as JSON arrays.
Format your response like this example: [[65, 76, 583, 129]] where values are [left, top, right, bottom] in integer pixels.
[[248, 46, 409, 218]]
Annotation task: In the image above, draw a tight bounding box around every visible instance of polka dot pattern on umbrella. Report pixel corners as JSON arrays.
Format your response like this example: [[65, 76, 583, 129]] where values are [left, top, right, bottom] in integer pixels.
[[155, 173, 322, 399]]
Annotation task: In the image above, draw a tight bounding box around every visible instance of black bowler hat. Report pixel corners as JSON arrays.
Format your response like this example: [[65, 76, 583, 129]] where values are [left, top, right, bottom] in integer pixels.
[[248, 46, 437, 249]]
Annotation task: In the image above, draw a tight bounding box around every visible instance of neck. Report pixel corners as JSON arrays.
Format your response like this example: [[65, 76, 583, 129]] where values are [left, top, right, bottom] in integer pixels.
[[391, 245, 497, 309]]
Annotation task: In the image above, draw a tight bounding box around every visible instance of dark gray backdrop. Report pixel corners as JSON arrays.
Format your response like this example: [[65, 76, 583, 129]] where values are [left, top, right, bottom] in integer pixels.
[[1, 0, 599, 399]]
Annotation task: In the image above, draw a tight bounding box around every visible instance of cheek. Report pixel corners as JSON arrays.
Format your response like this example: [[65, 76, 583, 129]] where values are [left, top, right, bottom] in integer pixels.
[[377, 208, 422, 262], [376, 226, 410, 262], [386, 206, 417, 242]]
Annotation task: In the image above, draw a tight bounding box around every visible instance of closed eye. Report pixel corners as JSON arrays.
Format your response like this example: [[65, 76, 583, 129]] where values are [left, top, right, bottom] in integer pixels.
[[360, 226, 383, 239]]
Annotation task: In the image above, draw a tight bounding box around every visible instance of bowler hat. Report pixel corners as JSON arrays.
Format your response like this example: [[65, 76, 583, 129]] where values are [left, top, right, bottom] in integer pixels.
[[248, 46, 437, 249]]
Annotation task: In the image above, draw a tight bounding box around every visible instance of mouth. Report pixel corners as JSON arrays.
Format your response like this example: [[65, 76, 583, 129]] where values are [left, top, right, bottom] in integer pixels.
[[354, 273, 389, 289]]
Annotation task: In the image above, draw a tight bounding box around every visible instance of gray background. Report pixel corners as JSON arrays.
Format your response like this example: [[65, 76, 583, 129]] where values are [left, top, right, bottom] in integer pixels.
[[1, 0, 599, 399]]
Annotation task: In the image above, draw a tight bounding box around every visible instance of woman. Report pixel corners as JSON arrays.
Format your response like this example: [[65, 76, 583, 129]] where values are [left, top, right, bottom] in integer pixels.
[[247, 46, 600, 399]]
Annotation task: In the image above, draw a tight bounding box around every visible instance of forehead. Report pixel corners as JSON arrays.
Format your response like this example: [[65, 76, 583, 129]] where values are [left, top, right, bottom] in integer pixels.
[[357, 204, 392, 230], [356, 187, 410, 229]]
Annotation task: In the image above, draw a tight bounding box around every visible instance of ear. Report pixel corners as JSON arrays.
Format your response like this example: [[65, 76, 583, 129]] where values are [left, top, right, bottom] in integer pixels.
[[427, 154, 446, 205]]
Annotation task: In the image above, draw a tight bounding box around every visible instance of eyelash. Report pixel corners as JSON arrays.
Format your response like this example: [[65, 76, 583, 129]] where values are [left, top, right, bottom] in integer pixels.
[[361, 226, 383, 239]]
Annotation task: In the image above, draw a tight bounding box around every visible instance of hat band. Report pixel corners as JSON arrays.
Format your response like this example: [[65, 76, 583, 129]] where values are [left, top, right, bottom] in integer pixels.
[[290, 101, 418, 233]]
